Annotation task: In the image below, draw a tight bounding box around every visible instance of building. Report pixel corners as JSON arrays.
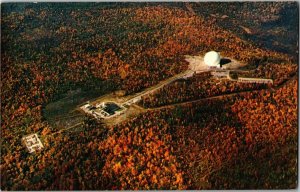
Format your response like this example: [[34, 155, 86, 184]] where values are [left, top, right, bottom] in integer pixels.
[[211, 70, 230, 78], [237, 77, 273, 84], [204, 51, 221, 69], [22, 134, 44, 153], [81, 101, 127, 119]]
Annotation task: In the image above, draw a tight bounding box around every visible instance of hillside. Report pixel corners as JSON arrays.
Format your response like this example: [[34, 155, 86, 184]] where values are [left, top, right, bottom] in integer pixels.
[[1, 2, 298, 190]]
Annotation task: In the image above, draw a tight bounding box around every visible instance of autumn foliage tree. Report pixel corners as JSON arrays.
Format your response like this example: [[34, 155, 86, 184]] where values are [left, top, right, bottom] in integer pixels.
[[1, 2, 297, 190]]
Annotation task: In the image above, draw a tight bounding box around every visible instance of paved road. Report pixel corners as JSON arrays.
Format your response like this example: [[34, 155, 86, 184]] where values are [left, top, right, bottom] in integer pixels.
[[48, 71, 297, 136], [49, 122, 84, 136], [146, 73, 298, 111], [146, 89, 259, 111], [124, 69, 198, 105]]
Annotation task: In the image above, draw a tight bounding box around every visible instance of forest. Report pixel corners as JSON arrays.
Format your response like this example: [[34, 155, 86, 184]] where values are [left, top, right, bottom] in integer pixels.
[[1, 2, 298, 190]]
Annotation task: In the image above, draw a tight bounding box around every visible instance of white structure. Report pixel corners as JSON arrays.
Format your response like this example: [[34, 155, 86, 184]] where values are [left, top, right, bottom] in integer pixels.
[[22, 134, 44, 153], [81, 102, 127, 119], [211, 70, 230, 78], [204, 51, 221, 68], [237, 77, 273, 84]]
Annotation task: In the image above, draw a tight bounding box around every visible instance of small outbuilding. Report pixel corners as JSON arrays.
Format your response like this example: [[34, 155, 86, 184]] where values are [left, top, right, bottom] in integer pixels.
[[22, 134, 44, 153]]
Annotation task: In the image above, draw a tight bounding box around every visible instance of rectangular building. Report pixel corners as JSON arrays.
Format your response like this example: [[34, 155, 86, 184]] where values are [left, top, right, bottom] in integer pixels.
[[237, 77, 273, 84], [22, 134, 44, 153]]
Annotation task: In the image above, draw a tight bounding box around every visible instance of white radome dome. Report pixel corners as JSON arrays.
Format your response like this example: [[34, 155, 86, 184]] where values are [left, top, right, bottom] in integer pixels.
[[204, 51, 221, 66]]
